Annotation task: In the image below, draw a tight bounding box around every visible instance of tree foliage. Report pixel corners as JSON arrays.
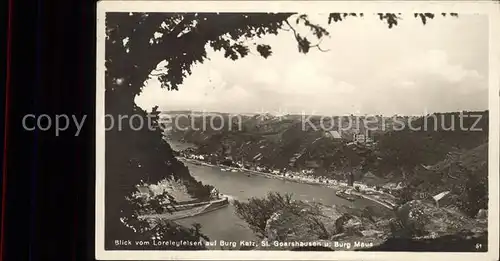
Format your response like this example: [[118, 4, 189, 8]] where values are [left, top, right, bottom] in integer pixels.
[[233, 192, 297, 238], [104, 11, 458, 248], [233, 192, 328, 240]]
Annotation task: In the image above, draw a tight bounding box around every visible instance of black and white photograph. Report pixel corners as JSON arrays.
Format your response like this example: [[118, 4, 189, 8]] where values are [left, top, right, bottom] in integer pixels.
[[96, 1, 499, 260]]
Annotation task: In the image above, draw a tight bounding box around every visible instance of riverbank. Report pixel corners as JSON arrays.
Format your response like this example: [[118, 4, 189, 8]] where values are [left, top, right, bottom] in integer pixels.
[[140, 197, 230, 221], [350, 191, 395, 209], [179, 157, 396, 210]]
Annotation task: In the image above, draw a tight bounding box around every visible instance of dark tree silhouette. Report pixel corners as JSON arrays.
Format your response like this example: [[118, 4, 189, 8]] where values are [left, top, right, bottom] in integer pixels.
[[104, 11, 457, 249]]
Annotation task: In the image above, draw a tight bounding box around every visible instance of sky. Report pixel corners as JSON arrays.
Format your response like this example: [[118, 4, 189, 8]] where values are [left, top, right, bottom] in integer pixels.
[[135, 13, 489, 116]]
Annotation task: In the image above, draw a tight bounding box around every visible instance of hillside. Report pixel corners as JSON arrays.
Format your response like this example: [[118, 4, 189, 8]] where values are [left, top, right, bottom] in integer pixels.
[[167, 113, 382, 174], [374, 111, 489, 178], [396, 142, 488, 216], [166, 111, 489, 217], [167, 111, 487, 174]]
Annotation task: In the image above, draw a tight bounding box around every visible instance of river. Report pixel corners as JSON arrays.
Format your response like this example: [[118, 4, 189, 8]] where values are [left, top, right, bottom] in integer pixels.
[[168, 141, 386, 244]]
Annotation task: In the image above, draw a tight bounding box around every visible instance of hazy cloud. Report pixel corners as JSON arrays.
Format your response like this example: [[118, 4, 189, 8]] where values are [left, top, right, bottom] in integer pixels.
[[135, 13, 489, 116]]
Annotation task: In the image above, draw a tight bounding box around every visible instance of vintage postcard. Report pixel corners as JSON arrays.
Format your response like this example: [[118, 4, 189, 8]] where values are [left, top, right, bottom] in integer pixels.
[[95, 1, 500, 260]]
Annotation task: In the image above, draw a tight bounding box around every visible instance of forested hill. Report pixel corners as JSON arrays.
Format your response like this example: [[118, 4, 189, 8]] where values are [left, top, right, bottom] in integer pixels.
[[374, 111, 488, 177], [166, 111, 488, 176], [166, 111, 489, 216]]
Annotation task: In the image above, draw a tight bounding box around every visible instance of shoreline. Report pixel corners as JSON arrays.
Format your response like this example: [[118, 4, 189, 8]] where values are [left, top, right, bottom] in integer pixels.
[[140, 197, 230, 221], [179, 157, 396, 210]]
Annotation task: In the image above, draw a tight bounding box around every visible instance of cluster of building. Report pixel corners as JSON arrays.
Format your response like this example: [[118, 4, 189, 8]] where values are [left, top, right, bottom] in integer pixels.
[[321, 126, 375, 145]]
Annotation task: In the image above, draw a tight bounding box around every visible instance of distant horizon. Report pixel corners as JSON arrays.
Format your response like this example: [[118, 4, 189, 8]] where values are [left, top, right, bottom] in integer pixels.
[[159, 109, 489, 117]]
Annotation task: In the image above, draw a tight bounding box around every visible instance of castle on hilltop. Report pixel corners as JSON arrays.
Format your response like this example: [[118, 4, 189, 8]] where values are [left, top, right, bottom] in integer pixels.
[[353, 119, 373, 144]]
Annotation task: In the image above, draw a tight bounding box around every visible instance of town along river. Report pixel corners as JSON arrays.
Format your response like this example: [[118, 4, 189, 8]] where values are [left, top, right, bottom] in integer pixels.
[[175, 161, 389, 247], [167, 141, 388, 247]]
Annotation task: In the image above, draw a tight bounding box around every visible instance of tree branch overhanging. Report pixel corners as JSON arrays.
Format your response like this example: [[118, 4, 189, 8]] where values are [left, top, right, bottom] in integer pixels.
[[310, 38, 330, 52], [106, 12, 460, 95], [284, 19, 330, 53]]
